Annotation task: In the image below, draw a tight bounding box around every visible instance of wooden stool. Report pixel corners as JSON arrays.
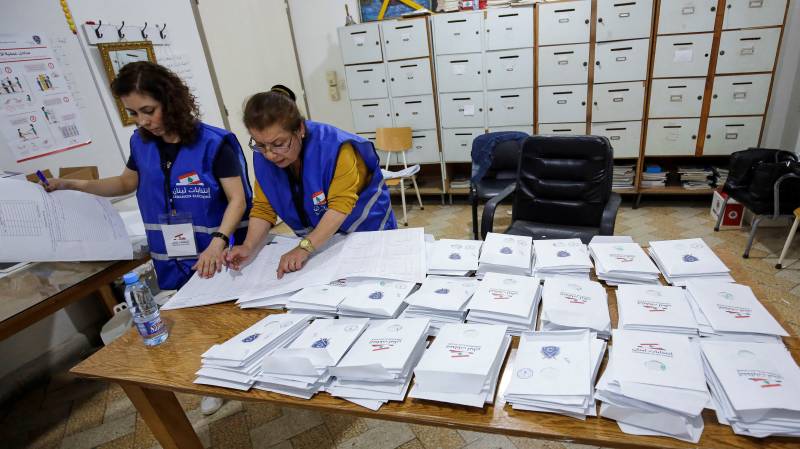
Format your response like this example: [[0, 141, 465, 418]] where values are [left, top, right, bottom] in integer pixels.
[[776, 207, 800, 269]]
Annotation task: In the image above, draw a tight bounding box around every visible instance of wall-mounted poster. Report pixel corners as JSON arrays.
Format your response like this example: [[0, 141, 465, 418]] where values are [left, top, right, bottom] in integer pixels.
[[0, 33, 91, 162], [360, 0, 433, 22]]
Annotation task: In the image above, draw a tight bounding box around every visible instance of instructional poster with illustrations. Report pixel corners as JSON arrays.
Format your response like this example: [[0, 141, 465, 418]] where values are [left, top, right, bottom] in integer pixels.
[[0, 33, 90, 162]]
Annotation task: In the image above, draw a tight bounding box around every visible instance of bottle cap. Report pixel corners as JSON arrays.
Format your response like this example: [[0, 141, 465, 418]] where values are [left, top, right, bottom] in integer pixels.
[[123, 272, 140, 285]]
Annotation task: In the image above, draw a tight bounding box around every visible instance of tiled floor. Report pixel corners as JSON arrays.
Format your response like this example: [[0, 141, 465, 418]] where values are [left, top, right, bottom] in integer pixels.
[[2, 199, 799, 449]]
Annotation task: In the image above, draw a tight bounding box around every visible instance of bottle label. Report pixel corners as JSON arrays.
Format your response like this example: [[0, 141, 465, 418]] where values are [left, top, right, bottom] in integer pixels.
[[136, 317, 165, 337]]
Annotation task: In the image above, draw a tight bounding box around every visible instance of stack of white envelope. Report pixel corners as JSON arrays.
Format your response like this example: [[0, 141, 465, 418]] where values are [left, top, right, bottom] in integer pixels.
[[336, 279, 416, 319], [540, 278, 611, 338], [505, 330, 606, 419], [237, 291, 295, 310], [465, 272, 542, 335], [327, 318, 431, 410], [195, 313, 312, 390], [255, 318, 369, 399], [401, 276, 478, 333], [477, 233, 533, 277], [648, 238, 733, 285], [531, 239, 593, 279], [616, 285, 699, 335], [410, 323, 511, 407], [286, 285, 349, 317], [685, 281, 789, 341], [589, 242, 660, 285], [427, 239, 482, 276], [700, 339, 800, 438], [595, 329, 710, 443]]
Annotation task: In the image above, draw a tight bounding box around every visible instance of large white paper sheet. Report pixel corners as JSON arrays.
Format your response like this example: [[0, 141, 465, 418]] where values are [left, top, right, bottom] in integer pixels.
[[0, 179, 132, 262]]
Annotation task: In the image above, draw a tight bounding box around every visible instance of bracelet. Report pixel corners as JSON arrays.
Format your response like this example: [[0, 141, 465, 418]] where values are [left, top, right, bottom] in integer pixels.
[[210, 232, 229, 245]]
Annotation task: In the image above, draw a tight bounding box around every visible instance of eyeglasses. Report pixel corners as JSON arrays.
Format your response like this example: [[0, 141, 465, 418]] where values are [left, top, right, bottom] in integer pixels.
[[248, 134, 295, 155]]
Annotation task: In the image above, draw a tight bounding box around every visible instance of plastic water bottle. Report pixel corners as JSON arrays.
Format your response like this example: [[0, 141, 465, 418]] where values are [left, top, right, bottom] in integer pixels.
[[123, 272, 168, 346]]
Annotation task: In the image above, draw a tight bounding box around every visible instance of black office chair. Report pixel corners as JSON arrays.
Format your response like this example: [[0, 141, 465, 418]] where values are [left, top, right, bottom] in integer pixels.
[[713, 147, 800, 258], [470, 138, 523, 240], [481, 135, 621, 243]]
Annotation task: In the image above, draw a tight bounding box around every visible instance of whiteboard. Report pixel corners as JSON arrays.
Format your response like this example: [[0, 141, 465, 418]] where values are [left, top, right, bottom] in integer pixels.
[[0, 0, 224, 178]]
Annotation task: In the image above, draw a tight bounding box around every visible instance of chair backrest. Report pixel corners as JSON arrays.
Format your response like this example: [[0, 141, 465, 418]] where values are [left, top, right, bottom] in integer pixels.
[[725, 147, 798, 192], [376, 127, 412, 153], [470, 131, 527, 184], [513, 135, 613, 227], [489, 140, 521, 180]]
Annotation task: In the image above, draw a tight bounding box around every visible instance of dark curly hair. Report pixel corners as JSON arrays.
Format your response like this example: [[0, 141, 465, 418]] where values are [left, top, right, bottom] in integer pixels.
[[111, 61, 200, 143]]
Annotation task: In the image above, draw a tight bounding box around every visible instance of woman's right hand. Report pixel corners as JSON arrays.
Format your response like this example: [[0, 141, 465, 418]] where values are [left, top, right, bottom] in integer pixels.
[[39, 177, 71, 192], [225, 244, 253, 271]]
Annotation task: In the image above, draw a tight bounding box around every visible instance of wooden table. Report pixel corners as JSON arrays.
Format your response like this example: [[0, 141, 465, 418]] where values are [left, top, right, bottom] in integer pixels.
[[0, 254, 149, 341], [72, 290, 800, 449]]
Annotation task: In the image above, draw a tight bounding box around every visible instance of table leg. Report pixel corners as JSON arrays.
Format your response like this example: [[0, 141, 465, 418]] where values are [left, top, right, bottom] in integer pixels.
[[121, 383, 203, 449], [96, 284, 119, 316]]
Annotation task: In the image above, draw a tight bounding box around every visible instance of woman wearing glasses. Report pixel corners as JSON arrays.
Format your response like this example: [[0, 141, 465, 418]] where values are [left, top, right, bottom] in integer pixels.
[[41, 61, 252, 289], [226, 86, 396, 277]]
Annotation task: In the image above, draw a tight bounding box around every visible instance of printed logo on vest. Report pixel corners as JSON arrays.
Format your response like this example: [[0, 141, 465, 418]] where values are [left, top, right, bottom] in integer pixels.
[[177, 171, 204, 186], [173, 171, 211, 200], [311, 191, 328, 216]]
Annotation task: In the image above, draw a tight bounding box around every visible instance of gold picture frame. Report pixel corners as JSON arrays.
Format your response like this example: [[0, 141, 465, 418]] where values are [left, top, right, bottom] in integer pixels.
[[97, 41, 157, 126]]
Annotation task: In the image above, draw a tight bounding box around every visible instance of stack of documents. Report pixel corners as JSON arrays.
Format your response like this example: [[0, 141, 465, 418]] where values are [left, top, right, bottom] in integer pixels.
[[255, 318, 369, 399], [327, 318, 431, 410], [286, 285, 349, 317], [678, 166, 714, 189], [194, 313, 312, 390], [466, 272, 542, 335], [410, 323, 511, 407], [540, 278, 611, 338], [401, 276, 478, 332], [477, 233, 533, 277], [589, 242, 660, 285], [685, 281, 789, 341], [648, 238, 733, 285], [595, 329, 710, 443], [531, 239, 593, 279], [641, 166, 667, 188], [616, 285, 699, 335], [505, 330, 606, 419], [612, 164, 636, 190], [427, 239, 482, 276], [337, 279, 416, 318], [701, 339, 800, 438]]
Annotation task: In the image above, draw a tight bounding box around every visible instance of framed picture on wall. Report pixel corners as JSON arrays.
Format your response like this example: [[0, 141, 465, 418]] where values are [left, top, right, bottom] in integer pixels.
[[360, 0, 432, 22], [97, 41, 157, 126]]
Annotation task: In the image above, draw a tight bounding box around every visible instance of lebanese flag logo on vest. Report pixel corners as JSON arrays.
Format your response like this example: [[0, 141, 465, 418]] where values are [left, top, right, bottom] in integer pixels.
[[177, 171, 204, 186], [311, 190, 327, 206]]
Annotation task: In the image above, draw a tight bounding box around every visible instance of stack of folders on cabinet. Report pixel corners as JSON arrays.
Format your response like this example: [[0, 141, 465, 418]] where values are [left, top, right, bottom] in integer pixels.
[[684, 281, 789, 341], [477, 232, 533, 277], [409, 323, 511, 407], [286, 285, 349, 317], [427, 238, 482, 276], [465, 272, 542, 335], [612, 164, 636, 190], [700, 339, 800, 438], [641, 165, 667, 188], [595, 329, 710, 443], [401, 276, 478, 334], [678, 165, 714, 190], [648, 238, 733, 285], [589, 242, 661, 285], [505, 330, 606, 419], [540, 278, 611, 339], [532, 239, 593, 279], [255, 318, 369, 399], [327, 318, 431, 410], [194, 313, 312, 390], [336, 279, 416, 319], [616, 285, 700, 335]]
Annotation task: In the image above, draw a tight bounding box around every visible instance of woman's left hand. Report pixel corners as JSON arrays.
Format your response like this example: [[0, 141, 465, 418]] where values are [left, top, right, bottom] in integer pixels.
[[277, 247, 311, 279], [192, 238, 226, 278]]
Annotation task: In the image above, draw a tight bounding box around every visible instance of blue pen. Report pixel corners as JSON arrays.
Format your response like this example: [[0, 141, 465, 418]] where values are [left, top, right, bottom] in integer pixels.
[[226, 234, 235, 272], [36, 170, 49, 187]]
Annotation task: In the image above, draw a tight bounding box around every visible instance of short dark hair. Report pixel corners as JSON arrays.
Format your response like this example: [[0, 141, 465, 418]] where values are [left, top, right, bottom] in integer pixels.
[[243, 90, 304, 133], [111, 61, 200, 143]]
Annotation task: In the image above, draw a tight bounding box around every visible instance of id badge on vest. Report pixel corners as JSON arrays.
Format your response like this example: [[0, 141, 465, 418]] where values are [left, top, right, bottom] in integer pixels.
[[159, 212, 198, 258]]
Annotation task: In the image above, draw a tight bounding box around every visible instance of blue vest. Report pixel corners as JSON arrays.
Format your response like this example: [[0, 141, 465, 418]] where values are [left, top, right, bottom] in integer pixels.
[[253, 120, 396, 235], [133, 123, 253, 290]]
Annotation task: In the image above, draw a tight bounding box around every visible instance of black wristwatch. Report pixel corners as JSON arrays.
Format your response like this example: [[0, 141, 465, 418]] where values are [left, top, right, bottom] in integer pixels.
[[211, 232, 229, 245]]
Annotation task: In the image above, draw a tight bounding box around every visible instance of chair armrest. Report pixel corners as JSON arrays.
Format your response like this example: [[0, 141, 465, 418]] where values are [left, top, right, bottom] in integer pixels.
[[480, 182, 516, 240], [773, 172, 800, 219], [600, 193, 622, 235]]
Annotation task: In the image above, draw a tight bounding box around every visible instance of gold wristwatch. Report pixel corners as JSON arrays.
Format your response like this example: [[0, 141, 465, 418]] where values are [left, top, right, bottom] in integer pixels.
[[298, 238, 316, 253]]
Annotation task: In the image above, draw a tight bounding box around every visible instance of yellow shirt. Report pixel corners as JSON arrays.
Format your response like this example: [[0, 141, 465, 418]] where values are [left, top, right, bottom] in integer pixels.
[[250, 143, 370, 225]]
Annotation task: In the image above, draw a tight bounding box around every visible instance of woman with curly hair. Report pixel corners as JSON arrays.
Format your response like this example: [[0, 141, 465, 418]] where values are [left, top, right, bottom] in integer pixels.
[[42, 61, 252, 290]]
